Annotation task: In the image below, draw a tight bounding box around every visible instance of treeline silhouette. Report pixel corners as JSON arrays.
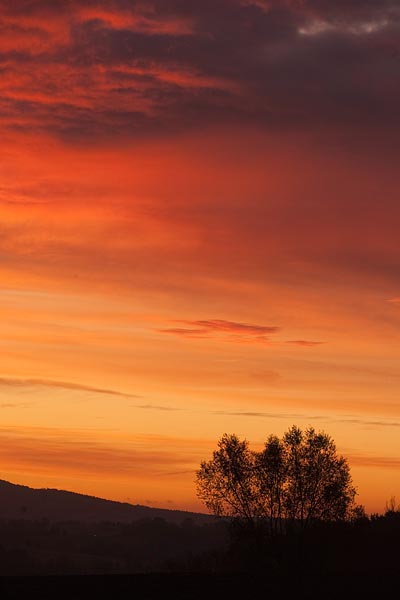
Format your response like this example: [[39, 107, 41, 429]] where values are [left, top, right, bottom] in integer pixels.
[[0, 506, 400, 578]]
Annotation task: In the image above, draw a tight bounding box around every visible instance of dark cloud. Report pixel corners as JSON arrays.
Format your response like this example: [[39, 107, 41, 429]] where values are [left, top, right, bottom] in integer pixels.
[[0, 0, 398, 140]]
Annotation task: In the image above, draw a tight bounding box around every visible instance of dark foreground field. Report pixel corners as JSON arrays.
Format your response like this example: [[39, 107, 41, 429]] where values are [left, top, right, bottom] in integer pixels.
[[1, 480, 400, 598], [0, 572, 400, 599]]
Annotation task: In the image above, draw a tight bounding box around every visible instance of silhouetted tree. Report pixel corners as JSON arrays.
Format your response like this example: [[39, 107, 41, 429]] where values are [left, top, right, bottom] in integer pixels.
[[195, 434, 259, 529], [196, 426, 357, 536]]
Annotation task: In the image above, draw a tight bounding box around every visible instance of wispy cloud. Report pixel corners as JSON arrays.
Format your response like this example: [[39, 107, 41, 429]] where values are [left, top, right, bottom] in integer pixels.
[[338, 417, 400, 429], [156, 328, 209, 339], [0, 426, 209, 479], [215, 410, 400, 429], [0, 378, 140, 399], [348, 454, 400, 469], [135, 404, 182, 412], [214, 409, 325, 421], [285, 340, 324, 347]]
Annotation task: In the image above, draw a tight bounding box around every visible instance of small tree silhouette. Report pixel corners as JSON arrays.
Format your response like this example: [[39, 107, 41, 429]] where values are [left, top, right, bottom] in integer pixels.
[[196, 425, 358, 536], [385, 496, 400, 515]]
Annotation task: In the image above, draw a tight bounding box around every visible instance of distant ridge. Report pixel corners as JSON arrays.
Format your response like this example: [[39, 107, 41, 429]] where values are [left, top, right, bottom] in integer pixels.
[[0, 479, 214, 524]]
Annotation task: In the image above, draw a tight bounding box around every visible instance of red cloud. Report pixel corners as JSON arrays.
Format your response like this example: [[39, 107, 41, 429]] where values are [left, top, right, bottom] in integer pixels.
[[158, 319, 280, 344], [181, 319, 280, 335]]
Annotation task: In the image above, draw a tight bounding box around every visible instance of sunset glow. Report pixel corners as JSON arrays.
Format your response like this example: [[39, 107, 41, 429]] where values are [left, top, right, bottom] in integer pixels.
[[1, 0, 400, 514]]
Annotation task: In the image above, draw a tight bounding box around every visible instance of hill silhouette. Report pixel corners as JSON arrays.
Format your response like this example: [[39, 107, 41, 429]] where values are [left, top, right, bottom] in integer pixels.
[[0, 479, 214, 525], [0, 479, 400, 595]]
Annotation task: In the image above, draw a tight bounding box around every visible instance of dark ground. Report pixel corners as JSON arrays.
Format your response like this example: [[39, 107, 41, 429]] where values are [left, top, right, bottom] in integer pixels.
[[1, 489, 400, 598], [0, 572, 399, 599]]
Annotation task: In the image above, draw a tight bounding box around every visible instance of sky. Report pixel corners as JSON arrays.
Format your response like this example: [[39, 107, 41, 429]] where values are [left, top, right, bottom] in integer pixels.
[[1, 0, 400, 514]]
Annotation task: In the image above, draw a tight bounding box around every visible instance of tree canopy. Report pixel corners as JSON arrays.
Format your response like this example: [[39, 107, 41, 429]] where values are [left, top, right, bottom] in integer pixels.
[[196, 426, 357, 534]]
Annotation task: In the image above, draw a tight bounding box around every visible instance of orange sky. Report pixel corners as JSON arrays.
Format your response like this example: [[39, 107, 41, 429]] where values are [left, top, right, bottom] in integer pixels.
[[1, 0, 400, 514]]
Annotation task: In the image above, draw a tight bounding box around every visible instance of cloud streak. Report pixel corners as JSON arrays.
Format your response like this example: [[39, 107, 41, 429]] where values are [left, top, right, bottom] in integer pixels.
[[182, 319, 280, 335], [135, 404, 182, 412], [215, 410, 400, 430], [286, 340, 324, 347], [0, 426, 209, 480], [348, 454, 400, 470], [0, 377, 140, 399]]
